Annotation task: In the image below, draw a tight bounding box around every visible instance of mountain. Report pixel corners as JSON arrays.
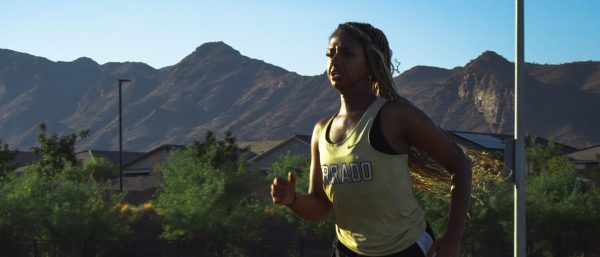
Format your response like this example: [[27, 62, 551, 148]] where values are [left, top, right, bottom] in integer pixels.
[[0, 44, 599, 151], [394, 51, 600, 148]]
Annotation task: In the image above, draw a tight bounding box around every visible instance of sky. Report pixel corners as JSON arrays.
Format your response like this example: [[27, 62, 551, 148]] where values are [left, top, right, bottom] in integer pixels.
[[2, 1, 599, 76]]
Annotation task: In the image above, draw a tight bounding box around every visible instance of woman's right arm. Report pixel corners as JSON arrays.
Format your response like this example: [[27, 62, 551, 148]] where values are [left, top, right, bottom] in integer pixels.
[[270, 120, 333, 221]]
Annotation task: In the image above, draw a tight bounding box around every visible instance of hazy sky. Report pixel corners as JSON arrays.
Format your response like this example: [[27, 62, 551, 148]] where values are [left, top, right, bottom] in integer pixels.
[[2, 1, 599, 76]]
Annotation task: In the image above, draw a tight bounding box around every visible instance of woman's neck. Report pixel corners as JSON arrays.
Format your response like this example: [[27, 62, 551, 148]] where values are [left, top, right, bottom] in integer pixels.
[[339, 90, 376, 116]]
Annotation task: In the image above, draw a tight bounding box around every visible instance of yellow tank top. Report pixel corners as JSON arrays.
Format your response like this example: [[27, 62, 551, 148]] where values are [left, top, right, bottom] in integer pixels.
[[319, 97, 426, 256]]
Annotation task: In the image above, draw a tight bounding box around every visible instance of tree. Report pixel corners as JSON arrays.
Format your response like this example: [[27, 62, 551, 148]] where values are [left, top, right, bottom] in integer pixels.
[[31, 122, 89, 181], [525, 137, 562, 175], [524, 141, 600, 257], [265, 151, 335, 240], [0, 124, 130, 257], [417, 150, 512, 257], [0, 140, 16, 179], [418, 142, 600, 257], [154, 131, 263, 241]]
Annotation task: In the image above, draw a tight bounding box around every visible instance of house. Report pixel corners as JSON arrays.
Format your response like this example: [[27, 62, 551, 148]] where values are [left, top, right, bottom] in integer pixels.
[[117, 144, 186, 203], [448, 130, 577, 154], [75, 149, 145, 167], [11, 151, 41, 173], [449, 130, 512, 154], [567, 144, 600, 186], [239, 134, 311, 174]]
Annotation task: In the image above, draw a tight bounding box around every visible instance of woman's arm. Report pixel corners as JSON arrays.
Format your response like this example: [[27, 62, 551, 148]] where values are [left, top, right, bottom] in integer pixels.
[[381, 102, 472, 257], [271, 119, 333, 221]]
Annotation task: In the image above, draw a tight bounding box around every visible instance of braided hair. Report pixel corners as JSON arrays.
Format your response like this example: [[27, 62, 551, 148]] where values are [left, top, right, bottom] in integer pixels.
[[330, 22, 455, 193]]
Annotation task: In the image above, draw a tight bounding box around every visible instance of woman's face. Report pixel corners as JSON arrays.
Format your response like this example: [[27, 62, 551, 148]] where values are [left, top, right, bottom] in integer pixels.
[[326, 31, 370, 91]]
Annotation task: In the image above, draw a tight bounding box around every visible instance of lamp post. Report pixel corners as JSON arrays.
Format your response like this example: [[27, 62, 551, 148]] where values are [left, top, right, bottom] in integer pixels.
[[118, 79, 132, 192], [514, 0, 526, 256]]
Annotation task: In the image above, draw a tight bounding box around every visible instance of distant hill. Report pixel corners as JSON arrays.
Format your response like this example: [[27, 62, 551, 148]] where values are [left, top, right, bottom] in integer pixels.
[[0, 43, 598, 151], [394, 51, 600, 148]]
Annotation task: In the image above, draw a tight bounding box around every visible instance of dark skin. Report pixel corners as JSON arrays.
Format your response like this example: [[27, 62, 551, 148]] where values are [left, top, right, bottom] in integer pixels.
[[271, 31, 472, 257]]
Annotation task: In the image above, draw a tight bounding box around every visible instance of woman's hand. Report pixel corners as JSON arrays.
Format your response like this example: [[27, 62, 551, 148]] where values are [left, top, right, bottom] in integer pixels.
[[271, 171, 297, 206], [427, 235, 461, 257]]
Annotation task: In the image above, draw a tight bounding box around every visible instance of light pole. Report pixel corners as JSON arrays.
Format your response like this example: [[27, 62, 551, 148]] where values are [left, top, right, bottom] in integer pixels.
[[514, 0, 526, 256], [118, 79, 132, 192]]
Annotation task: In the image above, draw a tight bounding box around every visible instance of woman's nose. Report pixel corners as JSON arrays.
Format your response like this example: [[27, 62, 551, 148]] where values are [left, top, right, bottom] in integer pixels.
[[329, 53, 342, 68]]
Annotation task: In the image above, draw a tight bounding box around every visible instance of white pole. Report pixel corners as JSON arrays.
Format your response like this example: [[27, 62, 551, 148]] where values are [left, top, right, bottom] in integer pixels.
[[514, 0, 526, 256]]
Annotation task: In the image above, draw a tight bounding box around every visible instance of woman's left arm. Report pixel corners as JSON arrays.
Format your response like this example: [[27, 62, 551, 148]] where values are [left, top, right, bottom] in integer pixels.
[[383, 102, 472, 257]]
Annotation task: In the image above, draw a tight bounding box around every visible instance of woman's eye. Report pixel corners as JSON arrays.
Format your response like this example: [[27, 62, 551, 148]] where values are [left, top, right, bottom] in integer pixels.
[[325, 51, 333, 57]]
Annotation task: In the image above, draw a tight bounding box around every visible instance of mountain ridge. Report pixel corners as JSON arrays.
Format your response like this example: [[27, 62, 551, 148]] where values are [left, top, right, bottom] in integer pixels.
[[0, 44, 599, 151]]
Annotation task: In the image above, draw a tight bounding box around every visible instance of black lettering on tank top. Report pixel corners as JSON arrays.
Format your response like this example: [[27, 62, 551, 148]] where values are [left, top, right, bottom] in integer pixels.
[[322, 161, 373, 185], [350, 162, 361, 182], [330, 164, 339, 184], [341, 163, 351, 183], [321, 166, 329, 185], [361, 162, 373, 181]]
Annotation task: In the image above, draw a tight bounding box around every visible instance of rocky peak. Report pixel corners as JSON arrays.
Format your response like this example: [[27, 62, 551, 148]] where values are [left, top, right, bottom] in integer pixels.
[[171, 42, 246, 74], [398, 65, 453, 83], [72, 57, 99, 66], [465, 50, 512, 73], [191, 41, 241, 59]]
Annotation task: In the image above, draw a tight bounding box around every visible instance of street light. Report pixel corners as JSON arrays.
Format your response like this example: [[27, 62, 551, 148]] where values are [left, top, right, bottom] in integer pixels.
[[118, 79, 132, 192]]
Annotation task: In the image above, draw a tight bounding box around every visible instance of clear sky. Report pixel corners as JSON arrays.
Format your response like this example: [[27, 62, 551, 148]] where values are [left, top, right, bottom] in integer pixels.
[[2, 1, 599, 76]]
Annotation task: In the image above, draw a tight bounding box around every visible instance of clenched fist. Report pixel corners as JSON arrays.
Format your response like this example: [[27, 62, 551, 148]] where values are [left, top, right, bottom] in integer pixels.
[[271, 171, 297, 206]]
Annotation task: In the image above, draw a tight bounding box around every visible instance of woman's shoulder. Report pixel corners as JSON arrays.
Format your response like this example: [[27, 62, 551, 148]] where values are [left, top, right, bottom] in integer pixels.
[[380, 98, 424, 118], [380, 98, 435, 131], [310, 115, 335, 147], [314, 114, 335, 130]]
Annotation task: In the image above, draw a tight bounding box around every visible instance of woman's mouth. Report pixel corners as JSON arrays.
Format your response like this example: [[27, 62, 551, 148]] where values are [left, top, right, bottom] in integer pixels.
[[330, 70, 343, 80]]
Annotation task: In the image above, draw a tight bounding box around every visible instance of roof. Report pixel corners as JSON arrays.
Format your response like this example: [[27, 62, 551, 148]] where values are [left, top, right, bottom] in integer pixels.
[[11, 151, 41, 168], [75, 149, 146, 166], [447, 130, 578, 154], [567, 144, 600, 161], [238, 140, 285, 156], [245, 134, 311, 162], [123, 144, 186, 167], [452, 131, 508, 150]]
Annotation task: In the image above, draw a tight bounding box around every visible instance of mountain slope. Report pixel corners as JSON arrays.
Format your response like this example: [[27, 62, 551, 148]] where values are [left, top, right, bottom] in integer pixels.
[[394, 51, 600, 147], [0, 45, 598, 151]]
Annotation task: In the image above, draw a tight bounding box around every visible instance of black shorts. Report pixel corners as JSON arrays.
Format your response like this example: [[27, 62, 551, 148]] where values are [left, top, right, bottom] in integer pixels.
[[330, 224, 436, 257]]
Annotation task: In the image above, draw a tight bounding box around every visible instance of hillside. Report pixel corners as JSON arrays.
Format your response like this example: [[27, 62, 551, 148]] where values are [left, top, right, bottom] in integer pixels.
[[0, 44, 598, 151]]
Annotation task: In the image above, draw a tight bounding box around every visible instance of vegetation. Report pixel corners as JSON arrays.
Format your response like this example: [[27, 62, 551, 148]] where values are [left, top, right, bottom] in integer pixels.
[[418, 140, 600, 257], [154, 131, 263, 241], [265, 151, 335, 240], [2, 126, 599, 256], [0, 123, 131, 257], [0, 139, 16, 179], [524, 140, 600, 257]]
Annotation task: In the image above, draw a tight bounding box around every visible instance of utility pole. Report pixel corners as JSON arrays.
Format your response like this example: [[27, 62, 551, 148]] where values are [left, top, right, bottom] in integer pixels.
[[118, 79, 132, 192], [514, 0, 526, 256]]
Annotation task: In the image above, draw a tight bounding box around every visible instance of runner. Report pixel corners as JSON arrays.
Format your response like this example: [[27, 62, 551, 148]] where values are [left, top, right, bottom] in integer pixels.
[[271, 22, 472, 257]]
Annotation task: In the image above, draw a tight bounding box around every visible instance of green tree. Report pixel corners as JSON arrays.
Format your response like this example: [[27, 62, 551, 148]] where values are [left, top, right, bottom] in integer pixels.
[[525, 151, 600, 257], [0, 124, 130, 257], [0, 140, 16, 179], [525, 137, 562, 175], [31, 122, 89, 181], [417, 150, 512, 257], [265, 151, 335, 240], [155, 131, 263, 241], [418, 142, 600, 257]]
